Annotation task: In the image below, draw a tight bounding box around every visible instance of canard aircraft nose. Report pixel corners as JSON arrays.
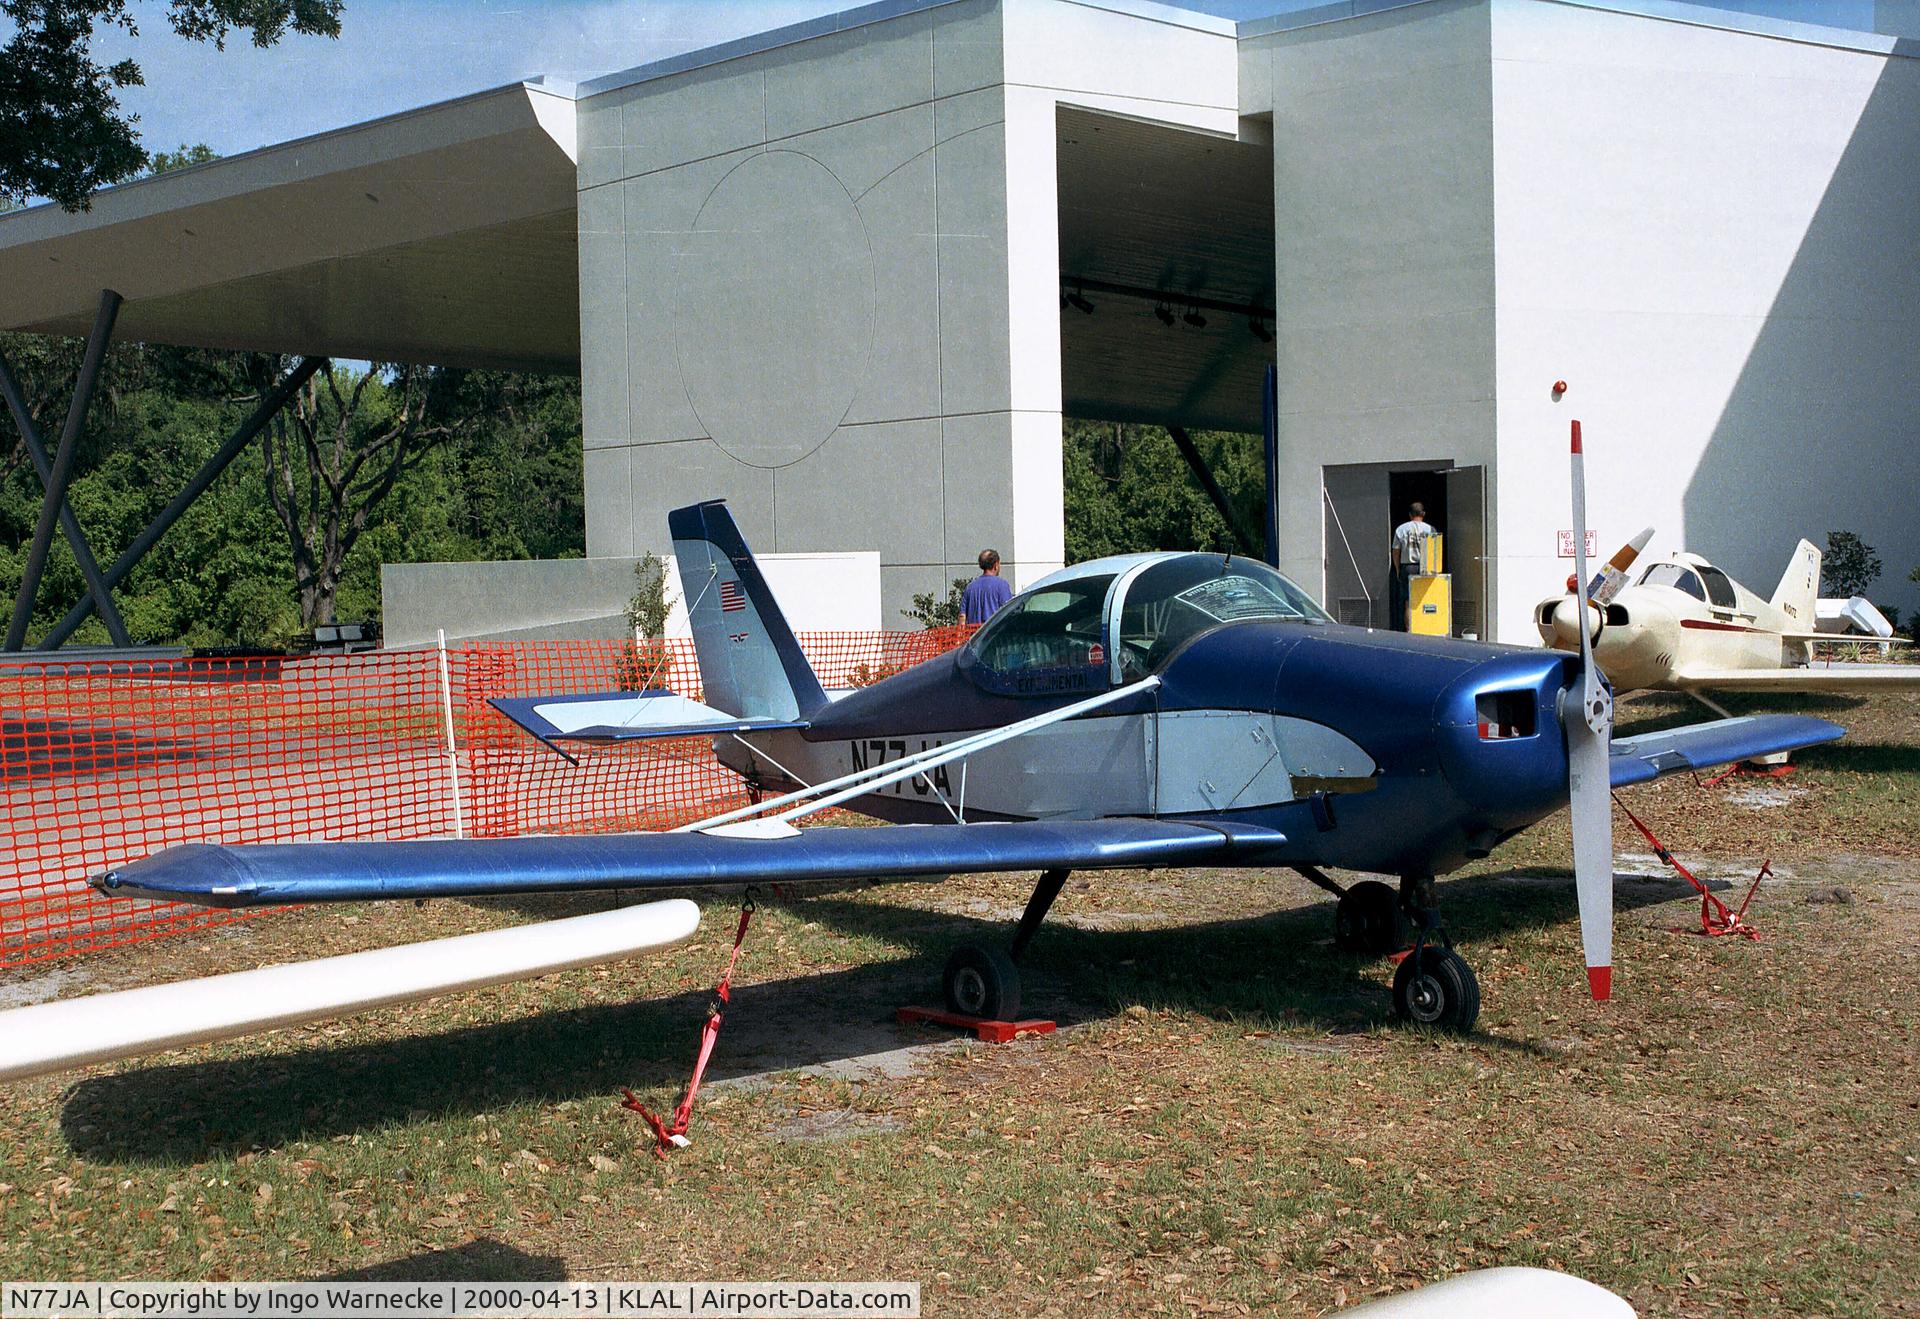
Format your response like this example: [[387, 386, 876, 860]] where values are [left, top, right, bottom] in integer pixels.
[[1549, 596, 1600, 651]]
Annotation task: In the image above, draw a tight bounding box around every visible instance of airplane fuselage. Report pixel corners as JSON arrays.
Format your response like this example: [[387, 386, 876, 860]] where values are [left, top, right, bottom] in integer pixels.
[[723, 620, 1584, 880], [1535, 555, 1809, 693]]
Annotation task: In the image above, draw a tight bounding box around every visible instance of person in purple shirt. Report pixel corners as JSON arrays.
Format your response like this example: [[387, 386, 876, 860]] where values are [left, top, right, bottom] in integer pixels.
[[961, 549, 1013, 625]]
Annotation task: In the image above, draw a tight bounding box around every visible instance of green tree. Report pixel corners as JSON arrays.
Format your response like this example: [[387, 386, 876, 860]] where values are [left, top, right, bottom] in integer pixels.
[[1822, 530, 1881, 598], [260, 361, 472, 628], [1063, 420, 1264, 563], [0, 0, 341, 210]]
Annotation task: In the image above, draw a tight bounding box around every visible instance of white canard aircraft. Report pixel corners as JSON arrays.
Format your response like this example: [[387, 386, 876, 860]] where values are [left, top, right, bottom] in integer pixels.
[[1537, 538, 1920, 696]]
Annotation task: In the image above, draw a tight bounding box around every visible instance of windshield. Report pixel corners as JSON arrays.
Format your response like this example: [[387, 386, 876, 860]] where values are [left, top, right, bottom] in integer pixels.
[[963, 574, 1115, 697], [1116, 555, 1328, 680], [1640, 563, 1706, 601]]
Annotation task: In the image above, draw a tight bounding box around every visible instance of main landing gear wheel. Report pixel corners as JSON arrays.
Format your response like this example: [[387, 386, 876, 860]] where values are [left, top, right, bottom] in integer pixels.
[[1334, 880, 1409, 956], [1392, 946, 1480, 1033], [944, 944, 1022, 1021]]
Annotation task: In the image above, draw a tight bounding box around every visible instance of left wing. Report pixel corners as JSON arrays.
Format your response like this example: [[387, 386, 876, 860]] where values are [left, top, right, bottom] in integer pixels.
[[94, 817, 1287, 909], [1671, 663, 1920, 693], [1610, 714, 1842, 787]]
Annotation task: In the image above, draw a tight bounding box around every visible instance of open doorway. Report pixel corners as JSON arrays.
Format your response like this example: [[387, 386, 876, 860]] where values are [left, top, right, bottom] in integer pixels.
[[1324, 460, 1486, 637], [1388, 470, 1448, 541]]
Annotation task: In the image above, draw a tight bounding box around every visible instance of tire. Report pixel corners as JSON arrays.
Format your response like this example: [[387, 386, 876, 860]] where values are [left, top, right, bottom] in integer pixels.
[[1391, 947, 1480, 1033], [1334, 880, 1409, 956], [943, 944, 1022, 1021]]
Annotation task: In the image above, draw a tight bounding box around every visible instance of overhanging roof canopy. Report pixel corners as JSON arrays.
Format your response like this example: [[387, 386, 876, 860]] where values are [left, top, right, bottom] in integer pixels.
[[0, 82, 581, 373], [1056, 106, 1275, 434]]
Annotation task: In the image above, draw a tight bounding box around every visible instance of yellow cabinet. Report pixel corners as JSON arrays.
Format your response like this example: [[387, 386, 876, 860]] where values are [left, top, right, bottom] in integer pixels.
[[1409, 573, 1452, 636]]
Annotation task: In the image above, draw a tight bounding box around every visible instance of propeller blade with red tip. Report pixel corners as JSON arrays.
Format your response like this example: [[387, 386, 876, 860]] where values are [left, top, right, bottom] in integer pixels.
[[1565, 420, 1615, 1001]]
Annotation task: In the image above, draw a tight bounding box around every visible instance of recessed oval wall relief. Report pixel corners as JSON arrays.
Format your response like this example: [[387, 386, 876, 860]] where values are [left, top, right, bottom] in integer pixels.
[[674, 150, 875, 468]]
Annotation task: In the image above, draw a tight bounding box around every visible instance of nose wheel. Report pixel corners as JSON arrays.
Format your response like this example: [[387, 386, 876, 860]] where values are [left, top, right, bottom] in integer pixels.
[[1391, 875, 1479, 1033], [1391, 945, 1480, 1032]]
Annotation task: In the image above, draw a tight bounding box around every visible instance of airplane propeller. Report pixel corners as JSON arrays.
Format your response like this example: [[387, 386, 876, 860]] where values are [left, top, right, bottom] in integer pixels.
[[1548, 524, 1654, 650], [1564, 420, 1615, 1001]]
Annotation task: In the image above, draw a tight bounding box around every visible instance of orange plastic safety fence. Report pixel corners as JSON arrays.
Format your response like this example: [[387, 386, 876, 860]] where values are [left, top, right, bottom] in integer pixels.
[[0, 627, 974, 969]]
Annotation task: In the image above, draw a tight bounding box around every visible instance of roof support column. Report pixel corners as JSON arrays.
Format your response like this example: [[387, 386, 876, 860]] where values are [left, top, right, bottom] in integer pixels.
[[1167, 424, 1262, 558], [39, 355, 327, 651], [7, 289, 121, 651], [0, 339, 131, 646]]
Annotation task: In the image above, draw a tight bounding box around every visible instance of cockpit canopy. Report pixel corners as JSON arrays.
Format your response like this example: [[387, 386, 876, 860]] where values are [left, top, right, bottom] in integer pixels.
[[960, 552, 1329, 696], [1639, 560, 1737, 608]]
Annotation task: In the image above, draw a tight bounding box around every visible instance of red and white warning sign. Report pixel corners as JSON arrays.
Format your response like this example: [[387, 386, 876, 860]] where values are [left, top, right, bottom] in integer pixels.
[[1557, 530, 1598, 559]]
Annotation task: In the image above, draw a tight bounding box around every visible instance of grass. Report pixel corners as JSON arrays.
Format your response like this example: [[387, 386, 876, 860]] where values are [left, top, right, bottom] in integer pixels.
[[1, 694, 1917, 1314]]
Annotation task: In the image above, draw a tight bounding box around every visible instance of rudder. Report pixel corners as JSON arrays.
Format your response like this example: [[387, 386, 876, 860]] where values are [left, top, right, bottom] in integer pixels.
[[1770, 538, 1821, 626], [667, 501, 828, 720]]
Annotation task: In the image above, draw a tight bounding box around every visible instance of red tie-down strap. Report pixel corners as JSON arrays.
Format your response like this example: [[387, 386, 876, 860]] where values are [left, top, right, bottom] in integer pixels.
[[1612, 794, 1766, 940], [622, 894, 756, 1158]]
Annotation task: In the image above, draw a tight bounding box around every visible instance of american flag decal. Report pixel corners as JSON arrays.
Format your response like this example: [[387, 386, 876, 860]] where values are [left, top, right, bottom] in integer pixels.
[[719, 580, 747, 612]]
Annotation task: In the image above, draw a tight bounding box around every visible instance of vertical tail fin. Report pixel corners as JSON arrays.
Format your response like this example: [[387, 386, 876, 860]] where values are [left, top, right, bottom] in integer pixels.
[[667, 501, 828, 720], [1770, 538, 1821, 626]]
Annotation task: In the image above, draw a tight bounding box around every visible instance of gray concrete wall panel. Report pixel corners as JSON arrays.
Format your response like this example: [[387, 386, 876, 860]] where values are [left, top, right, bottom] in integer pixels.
[[762, 8, 939, 140], [620, 60, 768, 181], [578, 3, 1038, 617], [673, 150, 876, 468], [1249, 0, 1498, 603], [778, 419, 947, 562], [582, 447, 633, 558]]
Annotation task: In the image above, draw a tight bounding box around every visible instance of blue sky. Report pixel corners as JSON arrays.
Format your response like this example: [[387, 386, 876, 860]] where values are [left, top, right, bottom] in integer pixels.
[[92, 0, 1882, 161]]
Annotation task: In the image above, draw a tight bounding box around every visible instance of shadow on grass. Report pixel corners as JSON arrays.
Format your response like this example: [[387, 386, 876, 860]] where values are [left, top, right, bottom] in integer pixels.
[[59, 866, 1688, 1166], [1616, 691, 1869, 727], [322, 1237, 566, 1282], [1794, 743, 1920, 775]]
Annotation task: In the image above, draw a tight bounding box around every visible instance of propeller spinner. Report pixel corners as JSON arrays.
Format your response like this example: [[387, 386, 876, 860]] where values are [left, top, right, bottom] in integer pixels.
[[1564, 420, 1616, 1001], [1549, 525, 1655, 651]]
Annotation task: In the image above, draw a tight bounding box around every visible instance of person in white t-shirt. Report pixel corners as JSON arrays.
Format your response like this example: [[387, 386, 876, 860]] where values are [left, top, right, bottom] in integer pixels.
[[1388, 503, 1435, 631]]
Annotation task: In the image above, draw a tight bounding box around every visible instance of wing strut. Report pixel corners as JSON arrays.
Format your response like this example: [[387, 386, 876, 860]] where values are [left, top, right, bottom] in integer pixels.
[[679, 675, 1162, 834]]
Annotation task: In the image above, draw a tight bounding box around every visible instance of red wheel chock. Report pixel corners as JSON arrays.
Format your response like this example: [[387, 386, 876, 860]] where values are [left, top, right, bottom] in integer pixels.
[[896, 1006, 1056, 1043]]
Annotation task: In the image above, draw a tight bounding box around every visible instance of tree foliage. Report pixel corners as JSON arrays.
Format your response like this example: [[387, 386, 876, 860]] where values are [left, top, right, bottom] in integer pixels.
[[0, 0, 341, 210], [1822, 530, 1881, 599], [902, 578, 968, 628], [261, 362, 469, 628], [1063, 419, 1264, 563], [0, 335, 583, 648]]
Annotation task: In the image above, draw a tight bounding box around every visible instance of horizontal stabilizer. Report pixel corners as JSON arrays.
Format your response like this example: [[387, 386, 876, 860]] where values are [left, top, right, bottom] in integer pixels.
[[95, 818, 1286, 908], [1610, 715, 1842, 788], [1672, 664, 1920, 692], [0, 900, 700, 1082], [491, 690, 808, 745]]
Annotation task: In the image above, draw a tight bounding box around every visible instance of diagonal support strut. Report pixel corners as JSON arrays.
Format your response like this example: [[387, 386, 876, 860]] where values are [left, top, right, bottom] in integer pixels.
[[39, 355, 327, 651], [8, 290, 121, 651], [1168, 424, 1263, 559], [0, 342, 130, 646]]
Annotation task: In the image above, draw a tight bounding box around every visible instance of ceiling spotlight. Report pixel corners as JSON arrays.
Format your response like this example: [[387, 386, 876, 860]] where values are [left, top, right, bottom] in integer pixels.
[[1182, 308, 1208, 329], [1249, 318, 1273, 343], [1065, 287, 1095, 315], [1154, 304, 1176, 328]]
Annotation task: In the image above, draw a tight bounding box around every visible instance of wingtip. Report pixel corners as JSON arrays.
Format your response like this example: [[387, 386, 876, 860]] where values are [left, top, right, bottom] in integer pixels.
[[1588, 965, 1612, 1001]]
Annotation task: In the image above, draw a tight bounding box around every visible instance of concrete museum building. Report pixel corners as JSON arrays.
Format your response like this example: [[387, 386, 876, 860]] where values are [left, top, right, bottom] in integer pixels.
[[2, 0, 1916, 646]]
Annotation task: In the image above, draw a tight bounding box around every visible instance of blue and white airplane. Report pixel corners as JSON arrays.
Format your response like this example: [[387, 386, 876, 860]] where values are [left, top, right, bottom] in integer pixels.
[[83, 429, 1841, 1039]]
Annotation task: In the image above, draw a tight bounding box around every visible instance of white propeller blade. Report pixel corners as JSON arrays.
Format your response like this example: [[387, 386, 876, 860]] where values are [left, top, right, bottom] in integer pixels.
[[1566, 420, 1614, 1001]]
